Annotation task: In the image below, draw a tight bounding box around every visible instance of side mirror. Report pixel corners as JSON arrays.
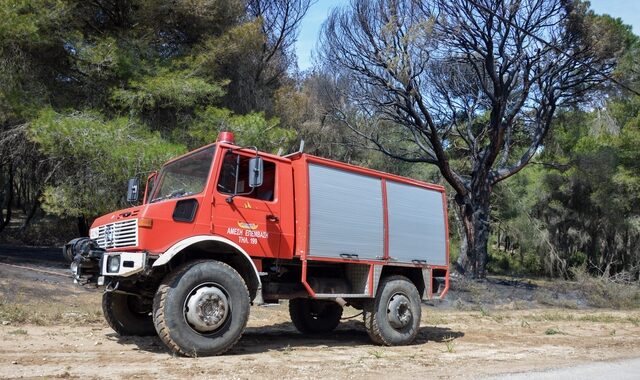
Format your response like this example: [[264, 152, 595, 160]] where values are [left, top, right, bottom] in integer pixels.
[[248, 156, 264, 188], [127, 178, 140, 203]]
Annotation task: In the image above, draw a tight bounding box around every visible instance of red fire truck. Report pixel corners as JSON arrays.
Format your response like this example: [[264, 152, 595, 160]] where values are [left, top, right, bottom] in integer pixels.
[[66, 132, 449, 357]]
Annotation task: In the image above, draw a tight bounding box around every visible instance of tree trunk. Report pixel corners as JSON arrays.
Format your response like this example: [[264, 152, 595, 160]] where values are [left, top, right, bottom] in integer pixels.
[[455, 184, 492, 279], [0, 163, 14, 234], [77, 215, 89, 237], [20, 195, 41, 231], [452, 203, 469, 275]]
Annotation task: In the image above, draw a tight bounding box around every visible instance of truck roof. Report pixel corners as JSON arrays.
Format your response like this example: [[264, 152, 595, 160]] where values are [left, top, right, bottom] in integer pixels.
[[162, 141, 445, 193], [289, 152, 446, 193]]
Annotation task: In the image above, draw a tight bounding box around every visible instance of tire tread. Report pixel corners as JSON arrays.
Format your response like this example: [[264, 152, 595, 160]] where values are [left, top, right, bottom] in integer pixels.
[[102, 292, 155, 336], [289, 299, 342, 334], [152, 260, 249, 357], [363, 275, 420, 346]]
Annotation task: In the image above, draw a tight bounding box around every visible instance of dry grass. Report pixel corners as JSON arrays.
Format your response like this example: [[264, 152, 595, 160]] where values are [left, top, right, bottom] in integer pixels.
[[369, 349, 385, 359], [451, 270, 639, 311], [0, 297, 102, 326], [569, 267, 640, 309], [544, 327, 566, 335], [443, 336, 456, 353], [517, 311, 640, 325], [0, 299, 30, 324]]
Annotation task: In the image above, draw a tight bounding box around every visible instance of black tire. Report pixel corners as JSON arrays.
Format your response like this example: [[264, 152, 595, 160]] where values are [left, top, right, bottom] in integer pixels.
[[153, 260, 250, 357], [102, 292, 156, 336], [62, 244, 74, 263], [289, 298, 343, 334], [363, 275, 421, 345]]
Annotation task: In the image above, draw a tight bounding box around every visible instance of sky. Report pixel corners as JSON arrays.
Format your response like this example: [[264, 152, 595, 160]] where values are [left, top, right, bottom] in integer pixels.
[[294, 0, 640, 71]]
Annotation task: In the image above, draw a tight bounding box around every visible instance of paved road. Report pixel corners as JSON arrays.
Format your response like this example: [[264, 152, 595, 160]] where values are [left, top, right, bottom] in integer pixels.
[[0, 243, 69, 277], [486, 357, 640, 379], [0, 244, 72, 287], [0, 244, 65, 265]]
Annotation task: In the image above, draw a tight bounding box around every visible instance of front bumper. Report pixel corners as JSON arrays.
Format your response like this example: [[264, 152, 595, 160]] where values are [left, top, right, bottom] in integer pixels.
[[100, 251, 147, 277], [66, 238, 147, 287]]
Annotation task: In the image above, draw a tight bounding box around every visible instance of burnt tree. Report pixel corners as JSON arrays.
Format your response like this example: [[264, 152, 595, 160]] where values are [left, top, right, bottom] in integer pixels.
[[320, 0, 623, 277]]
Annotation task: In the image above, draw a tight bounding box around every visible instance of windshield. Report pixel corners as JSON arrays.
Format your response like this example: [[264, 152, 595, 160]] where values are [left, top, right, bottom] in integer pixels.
[[150, 146, 216, 203]]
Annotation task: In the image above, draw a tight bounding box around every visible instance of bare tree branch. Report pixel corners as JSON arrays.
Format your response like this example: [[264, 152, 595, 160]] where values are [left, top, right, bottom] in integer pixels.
[[319, 0, 623, 278]]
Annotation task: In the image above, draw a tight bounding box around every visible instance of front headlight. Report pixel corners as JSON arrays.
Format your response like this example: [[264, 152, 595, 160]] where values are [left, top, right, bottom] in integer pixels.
[[89, 227, 99, 239], [107, 255, 121, 273]]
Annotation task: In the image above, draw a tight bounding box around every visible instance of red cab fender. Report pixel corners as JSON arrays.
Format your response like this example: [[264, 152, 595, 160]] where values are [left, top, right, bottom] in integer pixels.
[[152, 235, 262, 293]]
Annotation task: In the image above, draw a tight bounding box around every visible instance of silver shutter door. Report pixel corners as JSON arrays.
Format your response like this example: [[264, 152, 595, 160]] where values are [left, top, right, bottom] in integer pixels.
[[308, 164, 384, 260], [386, 181, 446, 265]]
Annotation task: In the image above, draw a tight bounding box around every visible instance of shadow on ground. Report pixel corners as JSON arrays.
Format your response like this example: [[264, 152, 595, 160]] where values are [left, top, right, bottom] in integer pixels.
[[108, 320, 464, 356]]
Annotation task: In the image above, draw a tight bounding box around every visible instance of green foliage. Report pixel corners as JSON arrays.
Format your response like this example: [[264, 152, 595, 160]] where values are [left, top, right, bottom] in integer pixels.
[[0, 0, 305, 232], [198, 21, 264, 76], [487, 62, 640, 277], [0, 0, 638, 279], [0, 0, 65, 44], [111, 70, 227, 111], [68, 35, 138, 82], [189, 107, 296, 152], [29, 108, 184, 216], [486, 246, 543, 276], [544, 327, 565, 335], [488, 110, 640, 278]]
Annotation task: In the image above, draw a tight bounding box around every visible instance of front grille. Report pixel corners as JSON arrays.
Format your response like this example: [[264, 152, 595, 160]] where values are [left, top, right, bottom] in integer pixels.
[[95, 219, 138, 249]]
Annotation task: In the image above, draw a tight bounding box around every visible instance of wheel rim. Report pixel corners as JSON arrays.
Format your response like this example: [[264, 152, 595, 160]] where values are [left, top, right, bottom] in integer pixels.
[[184, 283, 230, 333], [387, 293, 412, 329]]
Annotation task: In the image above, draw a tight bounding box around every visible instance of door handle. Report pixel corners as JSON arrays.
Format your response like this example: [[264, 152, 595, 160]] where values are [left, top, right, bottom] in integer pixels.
[[266, 214, 279, 222]]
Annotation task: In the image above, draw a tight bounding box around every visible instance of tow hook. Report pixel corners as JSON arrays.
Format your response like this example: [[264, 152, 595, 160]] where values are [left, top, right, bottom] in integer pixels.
[[105, 281, 120, 292]]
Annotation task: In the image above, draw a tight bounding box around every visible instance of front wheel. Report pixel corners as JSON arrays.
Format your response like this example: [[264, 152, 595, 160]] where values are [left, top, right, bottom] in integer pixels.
[[152, 260, 250, 357], [102, 292, 156, 336], [289, 298, 343, 334], [363, 275, 421, 345]]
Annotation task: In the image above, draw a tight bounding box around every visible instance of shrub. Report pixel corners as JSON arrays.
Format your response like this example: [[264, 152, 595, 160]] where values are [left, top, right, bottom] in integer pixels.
[[570, 266, 640, 309]]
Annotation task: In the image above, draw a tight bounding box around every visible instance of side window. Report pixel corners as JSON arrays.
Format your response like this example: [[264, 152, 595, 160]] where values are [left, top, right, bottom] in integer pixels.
[[217, 152, 276, 201]]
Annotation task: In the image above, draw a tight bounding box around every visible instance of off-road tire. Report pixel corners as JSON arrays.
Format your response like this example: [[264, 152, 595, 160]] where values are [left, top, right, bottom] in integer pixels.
[[62, 244, 74, 263], [363, 275, 421, 345], [152, 260, 250, 357], [102, 292, 156, 336], [289, 298, 343, 334]]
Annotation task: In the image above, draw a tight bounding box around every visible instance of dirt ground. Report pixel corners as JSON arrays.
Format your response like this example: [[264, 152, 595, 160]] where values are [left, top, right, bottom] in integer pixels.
[[1, 257, 639, 379]]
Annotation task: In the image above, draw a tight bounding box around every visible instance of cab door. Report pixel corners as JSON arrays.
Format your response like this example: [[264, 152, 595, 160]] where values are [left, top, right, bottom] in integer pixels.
[[211, 150, 283, 258]]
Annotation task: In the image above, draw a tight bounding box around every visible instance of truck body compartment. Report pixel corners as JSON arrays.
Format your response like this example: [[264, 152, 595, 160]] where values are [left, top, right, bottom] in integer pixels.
[[291, 154, 448, 268]]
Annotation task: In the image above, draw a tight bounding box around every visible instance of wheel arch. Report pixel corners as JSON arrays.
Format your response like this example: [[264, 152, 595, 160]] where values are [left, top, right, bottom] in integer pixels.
[[379, 266, 428, 300], [152, 235, 261, 301]]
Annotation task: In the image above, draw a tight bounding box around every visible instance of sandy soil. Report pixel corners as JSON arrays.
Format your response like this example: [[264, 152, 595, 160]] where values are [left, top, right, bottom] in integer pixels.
[[1, 261, 639, 379]]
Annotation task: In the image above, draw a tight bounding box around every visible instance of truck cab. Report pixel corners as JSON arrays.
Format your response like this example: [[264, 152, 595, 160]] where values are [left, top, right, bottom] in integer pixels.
[[66, 132, 449, 357]]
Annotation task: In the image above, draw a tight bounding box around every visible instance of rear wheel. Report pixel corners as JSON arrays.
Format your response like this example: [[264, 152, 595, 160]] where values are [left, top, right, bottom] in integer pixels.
[[102, 292, 156, 336], [289, 298, 343, 334], [363, 275, 421, 345], [153, 260, 250, 357]]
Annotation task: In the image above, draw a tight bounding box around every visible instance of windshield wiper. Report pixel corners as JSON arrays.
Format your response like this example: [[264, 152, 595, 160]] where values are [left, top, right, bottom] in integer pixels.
[[150, 190, 193, 203]]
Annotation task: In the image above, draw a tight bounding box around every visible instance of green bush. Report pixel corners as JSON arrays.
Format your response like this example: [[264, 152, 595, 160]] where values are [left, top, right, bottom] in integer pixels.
[[522, 253, 543, 275], [568, 251, 587, 269]]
